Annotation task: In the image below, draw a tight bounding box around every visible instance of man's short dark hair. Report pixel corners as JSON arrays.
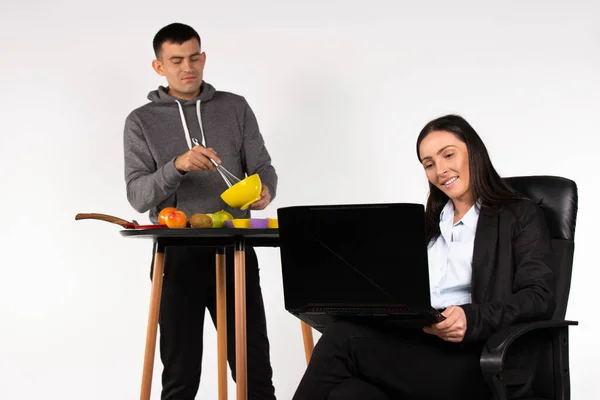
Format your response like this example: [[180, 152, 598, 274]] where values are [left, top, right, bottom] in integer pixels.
[[153, 23, 201, 58]]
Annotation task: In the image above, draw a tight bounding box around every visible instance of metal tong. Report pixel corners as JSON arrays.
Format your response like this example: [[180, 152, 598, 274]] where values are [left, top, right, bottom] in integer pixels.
[[192, 138, 241, 188]]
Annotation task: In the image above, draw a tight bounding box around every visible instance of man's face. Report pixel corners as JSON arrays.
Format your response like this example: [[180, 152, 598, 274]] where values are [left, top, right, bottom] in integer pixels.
[[152, 38, 206, 100]]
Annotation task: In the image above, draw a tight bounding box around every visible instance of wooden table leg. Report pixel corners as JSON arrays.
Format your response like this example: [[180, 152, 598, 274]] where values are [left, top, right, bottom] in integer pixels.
[[300, 321, 314, 364], [216, 248, 228, 400], [235, 239, 247, 400], [140, 247, 165, 400]]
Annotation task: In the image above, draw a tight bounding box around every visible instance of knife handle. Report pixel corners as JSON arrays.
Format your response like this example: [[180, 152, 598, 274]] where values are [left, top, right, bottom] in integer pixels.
[[75, 213, 131, 228]]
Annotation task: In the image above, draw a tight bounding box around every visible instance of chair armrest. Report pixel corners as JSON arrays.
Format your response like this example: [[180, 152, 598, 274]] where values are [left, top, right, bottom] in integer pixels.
[[480, 320, 578, 400], [482, 320, 578, 372], [488, 320, 579, 352]]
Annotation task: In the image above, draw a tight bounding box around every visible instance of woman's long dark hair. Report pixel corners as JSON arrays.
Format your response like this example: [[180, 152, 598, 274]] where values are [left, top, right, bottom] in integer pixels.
[[416, 114, 526, 243]]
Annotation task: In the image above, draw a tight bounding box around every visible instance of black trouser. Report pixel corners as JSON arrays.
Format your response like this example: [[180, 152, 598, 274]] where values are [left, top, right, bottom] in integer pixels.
[[151, 245, 276, 400], [292, 320, 490, 400]]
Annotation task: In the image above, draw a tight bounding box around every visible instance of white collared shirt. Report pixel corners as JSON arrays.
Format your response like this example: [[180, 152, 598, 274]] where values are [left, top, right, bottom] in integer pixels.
[[427, 200, 479, 309]]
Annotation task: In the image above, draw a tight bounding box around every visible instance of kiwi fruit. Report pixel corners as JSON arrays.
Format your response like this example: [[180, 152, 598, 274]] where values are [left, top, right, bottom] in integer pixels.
[[190, 213, 213, 228]]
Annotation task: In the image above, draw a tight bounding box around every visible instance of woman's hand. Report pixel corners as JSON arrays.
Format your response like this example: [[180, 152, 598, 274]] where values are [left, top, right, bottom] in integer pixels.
[[423, 306, 467, 343]]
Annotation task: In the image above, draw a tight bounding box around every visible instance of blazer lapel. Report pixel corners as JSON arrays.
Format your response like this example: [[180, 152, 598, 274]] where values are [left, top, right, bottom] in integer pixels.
[[471, 206, 499, 304]]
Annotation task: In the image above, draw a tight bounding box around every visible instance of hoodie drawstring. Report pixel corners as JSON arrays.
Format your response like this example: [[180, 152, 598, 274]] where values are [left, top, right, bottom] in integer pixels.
[[176, 99, 206, 149]]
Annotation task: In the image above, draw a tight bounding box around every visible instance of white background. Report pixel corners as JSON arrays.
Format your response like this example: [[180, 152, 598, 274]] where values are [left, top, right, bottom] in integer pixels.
[[1, 1, 598, 398]]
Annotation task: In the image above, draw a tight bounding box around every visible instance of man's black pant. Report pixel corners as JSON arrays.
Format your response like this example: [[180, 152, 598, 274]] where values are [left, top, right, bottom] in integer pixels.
[[151, 245, 276, 400], [292, 320, 490, 400]]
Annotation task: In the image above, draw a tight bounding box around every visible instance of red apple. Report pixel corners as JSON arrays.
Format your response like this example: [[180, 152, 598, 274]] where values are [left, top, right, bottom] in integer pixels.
[[165, 210, 187, 228]]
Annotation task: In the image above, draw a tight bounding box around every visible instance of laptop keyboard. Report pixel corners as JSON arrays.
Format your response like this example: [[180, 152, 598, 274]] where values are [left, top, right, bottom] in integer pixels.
[[304, 306, 411, 314]]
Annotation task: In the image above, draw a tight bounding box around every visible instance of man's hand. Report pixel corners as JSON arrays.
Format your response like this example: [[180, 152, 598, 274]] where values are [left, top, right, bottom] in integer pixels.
[[249, 186, 271, 210], [175, 146, 221, 173], [423, 306, 467, 343]]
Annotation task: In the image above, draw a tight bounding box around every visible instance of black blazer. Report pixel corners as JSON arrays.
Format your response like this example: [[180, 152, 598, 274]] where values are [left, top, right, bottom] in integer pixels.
[[460, 199, 556, 344]]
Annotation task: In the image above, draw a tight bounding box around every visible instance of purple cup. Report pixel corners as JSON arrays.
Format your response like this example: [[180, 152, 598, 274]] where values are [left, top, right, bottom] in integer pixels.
[[250, 218, 269, 229], [224, 220, 234, 228]]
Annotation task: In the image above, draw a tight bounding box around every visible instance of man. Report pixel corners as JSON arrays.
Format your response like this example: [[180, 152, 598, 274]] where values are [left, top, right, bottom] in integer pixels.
[[123, 22, 278, 400]]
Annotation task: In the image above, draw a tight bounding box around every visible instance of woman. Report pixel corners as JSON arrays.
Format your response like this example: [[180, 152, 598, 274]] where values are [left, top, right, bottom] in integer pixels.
[[291, 115, 555, 400]]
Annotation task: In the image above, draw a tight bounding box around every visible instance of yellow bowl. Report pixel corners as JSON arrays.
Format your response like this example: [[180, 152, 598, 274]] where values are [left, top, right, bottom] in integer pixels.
[[267, 218, 279, 228], [220, 174, 262, 210], [231, 218, 251, 228]]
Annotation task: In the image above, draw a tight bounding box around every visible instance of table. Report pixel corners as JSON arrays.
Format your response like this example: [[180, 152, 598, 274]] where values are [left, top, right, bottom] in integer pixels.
[[121, 228, 315, 400]]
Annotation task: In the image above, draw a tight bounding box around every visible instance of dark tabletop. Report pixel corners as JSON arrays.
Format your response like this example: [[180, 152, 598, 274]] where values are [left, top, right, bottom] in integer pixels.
[[120, 228, 280, 248]]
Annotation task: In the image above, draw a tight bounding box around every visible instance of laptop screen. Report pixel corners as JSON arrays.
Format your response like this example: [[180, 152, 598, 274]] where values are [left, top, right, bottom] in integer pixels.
[[277, 203, 433, 312]]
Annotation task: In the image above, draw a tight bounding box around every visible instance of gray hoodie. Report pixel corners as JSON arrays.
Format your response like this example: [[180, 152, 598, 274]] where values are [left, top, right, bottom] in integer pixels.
[[123, 81, 278, 223]]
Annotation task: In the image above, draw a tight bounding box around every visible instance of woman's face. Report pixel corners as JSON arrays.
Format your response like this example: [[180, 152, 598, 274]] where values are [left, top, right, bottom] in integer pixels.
[[418, 130, 473, 205]]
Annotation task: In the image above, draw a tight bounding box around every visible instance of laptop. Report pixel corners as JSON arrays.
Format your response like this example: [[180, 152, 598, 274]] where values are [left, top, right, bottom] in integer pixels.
[[276, 202, 445, 332]]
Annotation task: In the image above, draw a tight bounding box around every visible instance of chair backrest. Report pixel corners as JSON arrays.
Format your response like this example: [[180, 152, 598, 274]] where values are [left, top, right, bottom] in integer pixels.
[[503, 175, 578, 320], [503, 175, 578, 400]]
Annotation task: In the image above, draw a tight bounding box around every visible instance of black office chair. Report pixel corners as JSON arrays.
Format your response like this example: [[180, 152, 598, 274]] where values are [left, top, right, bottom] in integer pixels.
[[328, 175, 579, 400], [481, 175, 579, 400]]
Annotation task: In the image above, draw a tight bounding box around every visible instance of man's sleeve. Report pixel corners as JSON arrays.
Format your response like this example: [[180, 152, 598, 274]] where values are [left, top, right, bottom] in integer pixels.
[[123, 114, 184, 213]]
